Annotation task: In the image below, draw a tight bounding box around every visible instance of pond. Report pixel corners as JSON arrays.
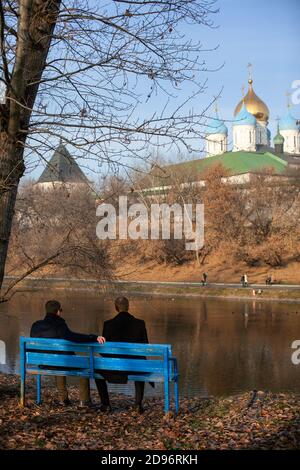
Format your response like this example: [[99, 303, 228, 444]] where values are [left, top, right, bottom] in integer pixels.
[[0, 289, 300, 398]]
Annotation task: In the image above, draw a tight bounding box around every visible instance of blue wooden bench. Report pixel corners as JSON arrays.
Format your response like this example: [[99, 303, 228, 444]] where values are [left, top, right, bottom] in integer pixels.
[[19, 337, 179, 413]]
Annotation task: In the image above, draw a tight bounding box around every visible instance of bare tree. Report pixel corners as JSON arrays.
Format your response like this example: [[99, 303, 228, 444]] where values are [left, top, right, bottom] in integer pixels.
[[2, 182, 112, 301], [0, 0, 219, 291]]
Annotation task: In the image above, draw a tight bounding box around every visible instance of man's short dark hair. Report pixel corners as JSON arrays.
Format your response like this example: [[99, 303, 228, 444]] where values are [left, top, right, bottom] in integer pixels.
[[115, 296, 129, 312], [45, 300, 61, 315]]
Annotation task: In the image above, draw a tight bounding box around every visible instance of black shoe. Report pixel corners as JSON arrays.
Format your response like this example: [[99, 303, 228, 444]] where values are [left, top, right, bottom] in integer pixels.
[[58, 398, 72, 407], [133, 404, 144, 414], [79, 400, 94, 408], [98, 404, 112, 413]]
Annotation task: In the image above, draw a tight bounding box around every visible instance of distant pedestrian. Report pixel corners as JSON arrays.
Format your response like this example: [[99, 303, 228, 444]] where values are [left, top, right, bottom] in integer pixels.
[[202, 272, 208, 286], [241, 274, 248, 287]]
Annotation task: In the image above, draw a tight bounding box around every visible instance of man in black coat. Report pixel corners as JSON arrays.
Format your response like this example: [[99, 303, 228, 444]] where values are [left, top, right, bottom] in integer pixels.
[[30, 299, 105, 406], [97, 296, 149, 413]]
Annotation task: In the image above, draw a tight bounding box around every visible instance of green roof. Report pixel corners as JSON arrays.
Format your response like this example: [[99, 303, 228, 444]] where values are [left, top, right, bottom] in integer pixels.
[[141, 151, 288, 189], [274, 132, 285, 145], [168, 151, 287, 175]]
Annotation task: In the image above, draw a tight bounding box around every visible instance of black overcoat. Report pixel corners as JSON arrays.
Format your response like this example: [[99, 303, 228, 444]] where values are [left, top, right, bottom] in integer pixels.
[[100, 311, 150, 384], [30, 313, 98, 343]]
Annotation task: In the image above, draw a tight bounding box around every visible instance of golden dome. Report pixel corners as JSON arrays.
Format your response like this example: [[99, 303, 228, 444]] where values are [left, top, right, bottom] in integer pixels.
[[234, 79, 269, 122]]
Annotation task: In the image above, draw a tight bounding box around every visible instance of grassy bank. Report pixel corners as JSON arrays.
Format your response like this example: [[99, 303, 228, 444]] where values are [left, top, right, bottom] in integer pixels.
[[0, 374, 299, 450], [3, 276, 300, 302]]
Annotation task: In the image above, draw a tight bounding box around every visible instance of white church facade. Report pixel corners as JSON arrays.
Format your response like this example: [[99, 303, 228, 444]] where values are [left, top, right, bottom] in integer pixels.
[[206, 75, 300, 157]]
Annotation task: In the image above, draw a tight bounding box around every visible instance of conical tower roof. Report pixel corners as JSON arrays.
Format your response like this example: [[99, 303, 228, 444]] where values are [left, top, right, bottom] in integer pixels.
[[38, 142, 89, 184]]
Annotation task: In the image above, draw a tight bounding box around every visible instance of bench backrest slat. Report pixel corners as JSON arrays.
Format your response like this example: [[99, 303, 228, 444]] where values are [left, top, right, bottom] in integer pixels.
[[26, 353, 166, 373], [21, 337, 172, 376], [93, 357, 164, 373], [26, 353, 89, 369], [22, 338, 171, 357]]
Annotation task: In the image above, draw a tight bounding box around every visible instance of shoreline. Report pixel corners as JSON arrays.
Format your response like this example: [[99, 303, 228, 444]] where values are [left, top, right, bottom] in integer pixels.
[[2, 276, 300, 302]]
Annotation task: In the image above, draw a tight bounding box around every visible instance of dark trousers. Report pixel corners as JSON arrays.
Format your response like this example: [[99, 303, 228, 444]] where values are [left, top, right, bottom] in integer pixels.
[[95, 379, 145, 406]]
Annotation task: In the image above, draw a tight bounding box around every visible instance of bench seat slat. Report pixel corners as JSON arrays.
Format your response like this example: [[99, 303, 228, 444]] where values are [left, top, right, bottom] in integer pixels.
[[26, 368, 92, 377], [26, 368, 177, 382]]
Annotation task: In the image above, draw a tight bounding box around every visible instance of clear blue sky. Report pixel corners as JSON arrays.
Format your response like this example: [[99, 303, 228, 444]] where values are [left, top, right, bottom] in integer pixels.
[[199, 0, 300, 138], [30, 0, 300, 180]]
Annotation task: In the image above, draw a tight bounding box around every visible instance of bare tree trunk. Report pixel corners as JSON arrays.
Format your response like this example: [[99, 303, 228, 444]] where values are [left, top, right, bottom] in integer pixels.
[[0, 186, 18, 286], [0, 133, 25, 288], [0, 0, 61, 291]]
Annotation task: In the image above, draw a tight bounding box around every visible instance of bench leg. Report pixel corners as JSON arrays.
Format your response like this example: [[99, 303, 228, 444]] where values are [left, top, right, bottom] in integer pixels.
[[174, 380, 179, 414], [20, 340, 26, 407], [36, 375, 41, 405], [20, 375, 26, 407], [164, 380, 170, 414]]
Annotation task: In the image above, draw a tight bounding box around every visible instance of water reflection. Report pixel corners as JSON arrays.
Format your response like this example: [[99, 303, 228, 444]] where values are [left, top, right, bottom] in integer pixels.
[[0, 290, 300, 397]]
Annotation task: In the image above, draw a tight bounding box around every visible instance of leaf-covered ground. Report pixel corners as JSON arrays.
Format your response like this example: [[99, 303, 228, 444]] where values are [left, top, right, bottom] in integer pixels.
[[0, 374, 299, 450]]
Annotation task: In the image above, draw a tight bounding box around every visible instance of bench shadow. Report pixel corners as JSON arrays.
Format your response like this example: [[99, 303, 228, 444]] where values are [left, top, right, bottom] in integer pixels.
[[0, 383, 20, 399]]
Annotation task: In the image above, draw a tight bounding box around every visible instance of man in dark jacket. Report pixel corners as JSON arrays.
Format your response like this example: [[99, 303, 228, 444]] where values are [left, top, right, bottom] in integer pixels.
[[30, 299, 105, 406], [97, 296, 149, 413]]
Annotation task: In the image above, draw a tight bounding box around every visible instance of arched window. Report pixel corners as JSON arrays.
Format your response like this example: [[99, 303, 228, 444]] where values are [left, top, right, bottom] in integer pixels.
[[249, 131, 252, 143]]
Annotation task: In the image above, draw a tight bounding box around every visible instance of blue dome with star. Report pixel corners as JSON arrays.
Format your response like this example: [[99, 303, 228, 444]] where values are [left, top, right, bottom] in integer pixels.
[[233, 103, 257, 127], [279, 110, 299, 131], [206, 113, 228, 135]]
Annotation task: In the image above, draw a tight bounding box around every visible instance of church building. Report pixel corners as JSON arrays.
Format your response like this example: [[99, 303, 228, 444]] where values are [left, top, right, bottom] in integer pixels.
[[139, 69, 300, 196], [206, 73, 299, 157]]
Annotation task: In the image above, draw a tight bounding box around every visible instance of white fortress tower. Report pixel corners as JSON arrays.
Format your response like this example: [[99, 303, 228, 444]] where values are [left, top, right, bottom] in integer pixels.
[[279, 108, 300, 154], [205, 107, 228, 156]]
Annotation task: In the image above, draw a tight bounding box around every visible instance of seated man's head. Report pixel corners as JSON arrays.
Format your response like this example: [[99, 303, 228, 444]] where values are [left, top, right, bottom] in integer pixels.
[[45, 300, 62, 316], [115, 296, 129, 313]]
